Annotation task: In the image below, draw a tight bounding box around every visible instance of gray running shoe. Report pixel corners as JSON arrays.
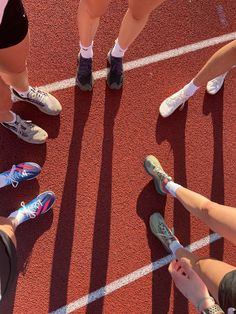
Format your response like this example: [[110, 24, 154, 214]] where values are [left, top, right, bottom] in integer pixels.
[[144, 155, 172, 195], [149, 212, 178, 253], [107, 51, 123, 90], [2, 114, 48, 144], [11, 87, 62, 116], [76, 55, 94, 91]]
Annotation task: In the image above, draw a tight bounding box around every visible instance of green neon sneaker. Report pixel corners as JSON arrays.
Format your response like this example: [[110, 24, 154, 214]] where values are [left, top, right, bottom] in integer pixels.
[[144, 155, 172, 195], [149, 212, 178, 253]]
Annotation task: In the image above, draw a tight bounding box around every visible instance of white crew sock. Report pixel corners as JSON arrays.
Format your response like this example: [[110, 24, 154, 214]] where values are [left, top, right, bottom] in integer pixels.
[[0, 175, 8, 188], [169, 240, 184, 257], [5, 111, 16, 124], [165, 181, 182, 197], [111, 39, 127, 58], [80, 42, 93, 59], [14, 86, 31, 98], [182, 80, 200, 97]]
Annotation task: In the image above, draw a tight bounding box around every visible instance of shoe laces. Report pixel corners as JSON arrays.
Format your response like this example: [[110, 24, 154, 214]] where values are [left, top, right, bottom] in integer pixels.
[[28, 87, 47, 103], [157, 223, 175, 240], [8, 165, 19, 188], [79, 58, 92, 76], [110, 57, 123, 76], [20, 199, 43, 219], [167, 90, 188, 110], [16, 118, 36, 135]]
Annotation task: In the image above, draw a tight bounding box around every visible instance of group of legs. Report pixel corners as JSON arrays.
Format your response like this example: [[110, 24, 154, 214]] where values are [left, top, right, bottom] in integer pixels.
[[144, 155, 236, 313]]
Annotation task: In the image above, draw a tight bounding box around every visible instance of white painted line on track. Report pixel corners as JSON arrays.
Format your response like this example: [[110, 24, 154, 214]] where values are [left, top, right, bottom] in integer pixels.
[[50, 233, 221, 314], [42, 32, 236, 93]]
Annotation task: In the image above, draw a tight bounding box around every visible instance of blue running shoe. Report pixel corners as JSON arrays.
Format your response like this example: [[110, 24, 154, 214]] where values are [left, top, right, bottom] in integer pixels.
[[0, 162, 41, 188], [17, 191, 56, 223]]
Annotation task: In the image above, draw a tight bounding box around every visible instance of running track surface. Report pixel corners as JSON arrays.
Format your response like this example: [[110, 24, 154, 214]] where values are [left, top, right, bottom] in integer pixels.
[[0, 1, 236, 313]]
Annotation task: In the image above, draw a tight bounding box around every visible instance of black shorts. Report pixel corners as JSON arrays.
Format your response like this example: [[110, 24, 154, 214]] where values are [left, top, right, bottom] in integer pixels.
[[0, 230, 17, 302], [0, 0, 28, 49], [218, 269, 236, 312]]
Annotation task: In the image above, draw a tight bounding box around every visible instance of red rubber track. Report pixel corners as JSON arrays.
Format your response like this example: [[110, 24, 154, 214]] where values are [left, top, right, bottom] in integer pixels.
[[0, 0, 236, 313]]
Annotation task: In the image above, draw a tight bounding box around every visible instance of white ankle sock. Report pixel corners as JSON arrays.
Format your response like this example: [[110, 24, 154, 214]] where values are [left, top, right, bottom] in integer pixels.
[[165, 181, 182, 197], [111, 39, 127, 58], [169, 240, 184, 257], [182, 80, 200, 97], [14, 87, 31, 98], [5, 111, 16, 124], [80, 42, 93, 59]]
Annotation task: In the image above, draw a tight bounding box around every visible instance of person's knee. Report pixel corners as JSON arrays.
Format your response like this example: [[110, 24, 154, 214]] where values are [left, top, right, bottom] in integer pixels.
[[128, 7, 150, 21], [82, 0, 108, 19]]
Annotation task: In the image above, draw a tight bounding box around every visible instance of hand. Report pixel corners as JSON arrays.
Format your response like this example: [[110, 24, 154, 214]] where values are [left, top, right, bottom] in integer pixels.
[[168, 258, 213, 310]]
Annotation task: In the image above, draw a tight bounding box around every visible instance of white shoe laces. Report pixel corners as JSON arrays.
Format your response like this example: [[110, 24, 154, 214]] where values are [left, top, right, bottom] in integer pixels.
[[167, 90, 188, 110], [28, 88, 47, 103], [20, 199, 43, 219], [8, 165, 19, 188]]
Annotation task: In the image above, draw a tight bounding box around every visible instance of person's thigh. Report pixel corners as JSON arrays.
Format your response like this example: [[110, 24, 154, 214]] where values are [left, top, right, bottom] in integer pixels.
[[195, 258, 236, 304], [81, 0, 111, 18], [128, 0, 165, 19], [0, 31, 29, 74]]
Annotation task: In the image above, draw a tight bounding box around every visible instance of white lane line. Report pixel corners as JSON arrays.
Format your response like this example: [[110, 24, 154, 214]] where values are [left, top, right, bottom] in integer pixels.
[[41, 32, 236, 93], [216, 5, 229, 28], [50, 233, 221, 314]]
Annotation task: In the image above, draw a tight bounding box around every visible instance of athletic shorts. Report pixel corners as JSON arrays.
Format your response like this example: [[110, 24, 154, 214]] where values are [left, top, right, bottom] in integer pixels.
[[0, 230, 17, 302], [218, 269, 236, 312], [0, 0, 28, 49]]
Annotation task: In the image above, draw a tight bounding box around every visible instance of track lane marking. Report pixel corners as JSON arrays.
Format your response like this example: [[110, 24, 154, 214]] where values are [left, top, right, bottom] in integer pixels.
[[41, 31, 236, 93], [50, 233, 221, 314]]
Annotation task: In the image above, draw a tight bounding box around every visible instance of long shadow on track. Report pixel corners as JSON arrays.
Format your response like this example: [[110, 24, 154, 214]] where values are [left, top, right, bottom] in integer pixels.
[[85, 86, 122, 314], [49, 87, 93, 312], [155, 105, 189, 314], [203, 88, 224, 261], [137, 181, 170, 314]]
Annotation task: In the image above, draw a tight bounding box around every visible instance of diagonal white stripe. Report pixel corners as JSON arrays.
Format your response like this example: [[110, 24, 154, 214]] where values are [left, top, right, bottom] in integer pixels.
[[50, 233, 221, 314], [41, 31, 236, 93]]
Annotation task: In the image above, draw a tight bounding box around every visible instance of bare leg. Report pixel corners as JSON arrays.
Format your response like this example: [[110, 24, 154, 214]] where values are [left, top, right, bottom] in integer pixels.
[[0, 217, 17, 248], [0, 32, 29, 123], [193, 40, 236, 86], [77, 0, 110, 47], [118, 0, 165, 49], [175, 186, 236, 245], [175, 247, 236, 303]]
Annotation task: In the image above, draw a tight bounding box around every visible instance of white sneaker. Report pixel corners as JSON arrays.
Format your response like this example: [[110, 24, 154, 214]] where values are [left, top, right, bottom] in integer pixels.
[[11, 87, 62, 116], [159, 89, 190, 118], [206, 72, 227, 95], [1, 114, 48, 144]]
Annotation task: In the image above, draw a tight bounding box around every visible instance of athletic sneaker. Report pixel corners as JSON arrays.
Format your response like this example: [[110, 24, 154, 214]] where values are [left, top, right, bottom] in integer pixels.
[[150, 212, 178, 253], [11, 87, 62, 116], [76, 54, 94, 91], [206, 72, 227, 95], [1, 114, 48, 144], [0, 162, 41, 188], [144, 155, 172, 195], [107, 51, 123, 90], [159, 89, 189, 118], [17, 191, 56, 223]]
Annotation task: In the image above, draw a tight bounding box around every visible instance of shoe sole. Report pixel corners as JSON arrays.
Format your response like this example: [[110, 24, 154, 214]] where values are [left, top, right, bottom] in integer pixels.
[[106, 53, 123, 90], [76, 76, 94, 92]]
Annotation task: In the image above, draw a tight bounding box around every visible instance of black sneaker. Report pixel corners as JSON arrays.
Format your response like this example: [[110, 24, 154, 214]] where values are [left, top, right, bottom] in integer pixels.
[[107, 51, 123, 90], [76, 55, 94, 91]]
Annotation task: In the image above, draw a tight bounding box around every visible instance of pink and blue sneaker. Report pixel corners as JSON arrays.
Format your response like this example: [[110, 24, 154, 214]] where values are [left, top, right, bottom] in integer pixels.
[[0, 162, 41, 188], [16, 191, 56, 224]]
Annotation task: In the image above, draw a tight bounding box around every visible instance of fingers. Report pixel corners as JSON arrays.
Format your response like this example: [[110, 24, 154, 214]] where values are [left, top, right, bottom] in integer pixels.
[[178, 258, 195, 278]]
